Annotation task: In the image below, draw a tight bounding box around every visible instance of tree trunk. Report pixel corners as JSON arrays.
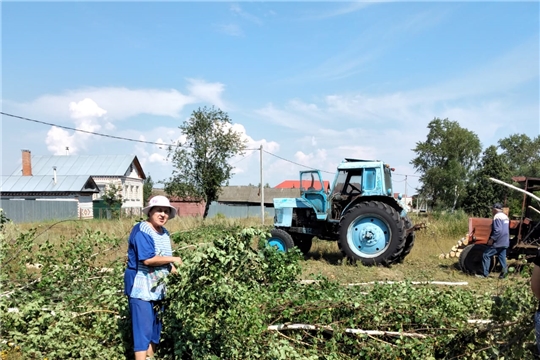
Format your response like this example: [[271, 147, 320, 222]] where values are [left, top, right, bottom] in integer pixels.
[[203, 200, 210, 219]]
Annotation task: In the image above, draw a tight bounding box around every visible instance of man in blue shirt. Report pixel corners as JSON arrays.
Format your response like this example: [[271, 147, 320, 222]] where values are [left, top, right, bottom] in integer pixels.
[[477, 203, 510, 279]]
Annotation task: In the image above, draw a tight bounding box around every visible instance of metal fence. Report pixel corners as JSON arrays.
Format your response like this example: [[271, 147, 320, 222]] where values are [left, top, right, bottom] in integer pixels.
[[0, 200, 79, 223], [0, 199, 274, 223], [207, 202, 275, 219]]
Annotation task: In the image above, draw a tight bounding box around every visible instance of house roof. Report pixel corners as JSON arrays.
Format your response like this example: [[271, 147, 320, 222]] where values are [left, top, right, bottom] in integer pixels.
[[275, 180, 331, 190], [1, 175, 99, 193], [12, 154, 145, 179], [217, 186, 300, 204], [154, 186, 301, 205]]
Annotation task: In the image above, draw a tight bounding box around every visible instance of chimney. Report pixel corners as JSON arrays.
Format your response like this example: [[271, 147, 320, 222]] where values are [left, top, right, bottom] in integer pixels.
[[53, 166, 57, 184], [22, 149, 32, 176]]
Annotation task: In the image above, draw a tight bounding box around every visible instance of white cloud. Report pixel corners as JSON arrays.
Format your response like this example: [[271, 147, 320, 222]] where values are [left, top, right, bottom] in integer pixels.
[[301, 2, 372, 20], [217, 23, 243, 37], [68, 98, 107, 119], [45, 98, 107, 155], [7, 86, 207, 121], [186, 79, 227, 109], [255, 102, 324, 131], [45, 127, 79, 155], [230, 4, 263, 25], [148, 153, 168, 164], [228, 122, 280, 176]]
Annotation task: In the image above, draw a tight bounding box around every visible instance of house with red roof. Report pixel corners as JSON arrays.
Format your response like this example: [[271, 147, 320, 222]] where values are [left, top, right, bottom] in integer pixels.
[[275, 180, 331, 191]]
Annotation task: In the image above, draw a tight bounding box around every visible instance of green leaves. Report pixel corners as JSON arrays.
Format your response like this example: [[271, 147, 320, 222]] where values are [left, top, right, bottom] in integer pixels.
[[1, 221, 538, 359], [164, 106, 247, 218], [411, 118, 482, 210], [1, 226, 130, 359]]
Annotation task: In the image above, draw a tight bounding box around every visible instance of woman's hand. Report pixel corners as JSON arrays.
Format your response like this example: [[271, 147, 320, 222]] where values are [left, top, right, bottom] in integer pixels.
[[170, 256, 183, 274]]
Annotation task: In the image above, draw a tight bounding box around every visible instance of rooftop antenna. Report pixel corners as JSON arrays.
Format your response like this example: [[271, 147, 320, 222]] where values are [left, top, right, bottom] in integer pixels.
[[66, 147, 69, 156], [53, 166, 57, 184]]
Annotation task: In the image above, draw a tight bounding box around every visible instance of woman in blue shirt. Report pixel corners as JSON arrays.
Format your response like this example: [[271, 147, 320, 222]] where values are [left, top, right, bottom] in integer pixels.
[[124, 196, 182, 360]]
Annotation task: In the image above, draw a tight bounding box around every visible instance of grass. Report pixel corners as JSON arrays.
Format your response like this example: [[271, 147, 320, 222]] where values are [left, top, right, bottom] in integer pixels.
[[3, 212, 522, 295], [2, 212, 531, 359]]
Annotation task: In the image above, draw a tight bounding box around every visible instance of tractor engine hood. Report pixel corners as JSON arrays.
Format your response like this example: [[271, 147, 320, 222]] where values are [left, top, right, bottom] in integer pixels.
[[273, 197, 315, 227]]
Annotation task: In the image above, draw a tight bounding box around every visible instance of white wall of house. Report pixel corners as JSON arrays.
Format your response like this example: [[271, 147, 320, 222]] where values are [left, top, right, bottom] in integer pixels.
[[78, 195, 94, 219], [122, 178, 144, 210], [92, 176, 144, 213]]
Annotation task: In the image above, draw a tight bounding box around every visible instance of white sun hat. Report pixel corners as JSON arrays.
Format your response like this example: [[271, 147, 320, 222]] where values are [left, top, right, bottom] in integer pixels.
[[142, 195, 177, 219]]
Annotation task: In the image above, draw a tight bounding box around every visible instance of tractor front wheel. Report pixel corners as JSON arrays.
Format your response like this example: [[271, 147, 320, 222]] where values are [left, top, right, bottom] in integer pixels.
[[266, 229, 295, 252], [338, 201, 406, 266]]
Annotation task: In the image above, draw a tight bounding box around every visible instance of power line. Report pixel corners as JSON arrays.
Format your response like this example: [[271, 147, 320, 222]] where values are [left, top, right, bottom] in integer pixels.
[[395, 173, 421, 178], [2, 111, 263, 152], [1, 111, 182, 147], [231, 149, 258, 165], [3, 111, 421, 179], [263, 150, 335, 174]]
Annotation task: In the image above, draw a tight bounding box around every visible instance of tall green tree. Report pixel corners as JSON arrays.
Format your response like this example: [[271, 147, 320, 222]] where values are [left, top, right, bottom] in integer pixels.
[[164, 106, 247, 218], [143, 175, 154, 206], [410, 118, 481, 210], [498, 134, 540, 177], [462, 145, 511, 217]]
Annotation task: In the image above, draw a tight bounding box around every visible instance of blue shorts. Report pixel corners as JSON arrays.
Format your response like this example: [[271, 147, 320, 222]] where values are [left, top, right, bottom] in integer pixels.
[[128, 297, 163, 352]]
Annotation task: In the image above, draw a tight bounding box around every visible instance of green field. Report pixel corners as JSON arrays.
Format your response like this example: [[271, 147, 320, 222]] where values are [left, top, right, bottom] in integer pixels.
[[1, 214, 537, 359]]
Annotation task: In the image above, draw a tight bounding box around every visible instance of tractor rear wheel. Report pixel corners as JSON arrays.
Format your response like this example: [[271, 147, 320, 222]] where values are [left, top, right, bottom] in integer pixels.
[[266, 229, 295, 252], [338, 201, 406, 266], [459, 244, 495, 275]]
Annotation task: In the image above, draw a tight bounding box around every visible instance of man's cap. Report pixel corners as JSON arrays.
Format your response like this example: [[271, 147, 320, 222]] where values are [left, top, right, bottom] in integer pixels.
[[492, 202, 503, 210]]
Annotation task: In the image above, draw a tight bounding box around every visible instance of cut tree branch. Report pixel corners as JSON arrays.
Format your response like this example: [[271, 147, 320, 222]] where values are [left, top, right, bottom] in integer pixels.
[[267, 323, 428, 339]]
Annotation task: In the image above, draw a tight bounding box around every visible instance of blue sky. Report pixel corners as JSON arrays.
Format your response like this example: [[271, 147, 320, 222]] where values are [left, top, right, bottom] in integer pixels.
[[2, 1, 539, 196]]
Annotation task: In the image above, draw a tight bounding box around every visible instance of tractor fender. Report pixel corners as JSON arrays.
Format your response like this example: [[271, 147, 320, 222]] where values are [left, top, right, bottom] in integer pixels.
[[341, 195, 404, 219]]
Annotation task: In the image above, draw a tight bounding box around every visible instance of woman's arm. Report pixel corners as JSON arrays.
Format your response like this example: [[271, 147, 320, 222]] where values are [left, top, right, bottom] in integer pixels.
[[143, 255, 182, 267]]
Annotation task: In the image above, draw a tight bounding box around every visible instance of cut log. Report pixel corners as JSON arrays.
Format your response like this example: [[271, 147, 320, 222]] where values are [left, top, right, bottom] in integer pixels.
[[439, 253, 445, 259], [450, 251, 456, 258]]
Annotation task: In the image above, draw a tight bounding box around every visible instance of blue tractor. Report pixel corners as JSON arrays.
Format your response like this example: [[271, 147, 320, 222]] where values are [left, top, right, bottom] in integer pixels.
[[267, 159, 417, 266]]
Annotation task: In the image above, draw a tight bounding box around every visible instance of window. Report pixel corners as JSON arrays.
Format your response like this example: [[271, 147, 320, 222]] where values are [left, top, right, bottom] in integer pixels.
[[364, 168, 376, 191]]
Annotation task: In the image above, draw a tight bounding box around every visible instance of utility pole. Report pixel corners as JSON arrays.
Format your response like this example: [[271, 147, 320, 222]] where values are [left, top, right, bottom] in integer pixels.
[[260, 144, 264, 224], [404, 175, 408, 209], [404, 175, 408, 199]]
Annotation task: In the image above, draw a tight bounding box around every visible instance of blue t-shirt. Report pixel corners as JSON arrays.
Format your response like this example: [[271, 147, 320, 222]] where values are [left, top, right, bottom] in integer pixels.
[[123, 222, 173, 301]]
